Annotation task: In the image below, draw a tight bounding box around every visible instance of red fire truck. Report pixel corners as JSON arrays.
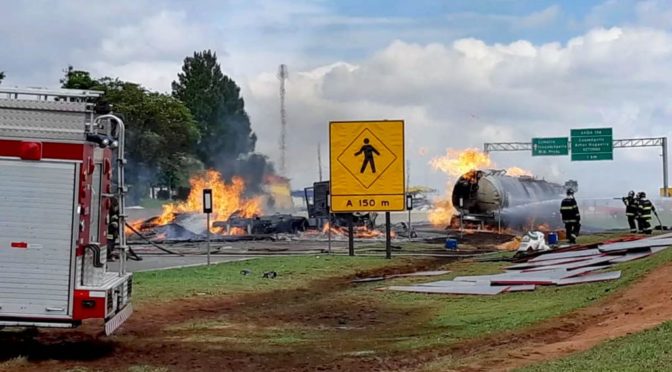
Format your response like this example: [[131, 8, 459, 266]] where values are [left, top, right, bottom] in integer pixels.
[[0, 87, 133, 335]]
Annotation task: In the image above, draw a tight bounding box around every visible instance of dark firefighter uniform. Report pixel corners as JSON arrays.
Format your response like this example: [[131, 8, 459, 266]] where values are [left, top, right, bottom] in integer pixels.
[[560, 191, 581, 244], [622, 192, 638, 233], [637, 193, 655, 235]]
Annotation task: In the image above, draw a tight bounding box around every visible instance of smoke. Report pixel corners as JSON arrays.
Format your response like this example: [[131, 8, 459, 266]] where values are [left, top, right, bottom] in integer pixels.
[[216, 153, 277, 197], [201, 110, 279, 198]]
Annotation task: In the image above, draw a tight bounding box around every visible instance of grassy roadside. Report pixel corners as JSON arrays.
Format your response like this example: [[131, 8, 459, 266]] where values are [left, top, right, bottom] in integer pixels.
[[520, 321, 672, 371], [130, 237, 672, 366], [132, 255, 419, 303], [383, 246, 672, 352]]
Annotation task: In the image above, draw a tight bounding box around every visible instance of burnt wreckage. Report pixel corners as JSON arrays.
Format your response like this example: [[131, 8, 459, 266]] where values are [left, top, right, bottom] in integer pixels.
[[304, 181, 377, 229]]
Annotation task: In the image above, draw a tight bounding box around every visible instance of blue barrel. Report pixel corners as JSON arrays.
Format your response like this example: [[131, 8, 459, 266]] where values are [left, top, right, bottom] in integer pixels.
[[548, 232, 558, 245], [445, 238, 458, 250]]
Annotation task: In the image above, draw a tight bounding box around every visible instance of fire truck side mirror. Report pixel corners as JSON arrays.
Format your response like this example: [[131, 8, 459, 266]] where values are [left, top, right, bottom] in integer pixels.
[[406, 194, 413, 210]]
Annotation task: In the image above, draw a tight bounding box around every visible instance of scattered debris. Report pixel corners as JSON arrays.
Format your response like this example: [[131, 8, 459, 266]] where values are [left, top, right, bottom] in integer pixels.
[[263, 271, 278, 279], [351, 270, 451, 283], [240, 269, 252, 276], [382, 235, 671, 296], [385, 284, 506, 296]]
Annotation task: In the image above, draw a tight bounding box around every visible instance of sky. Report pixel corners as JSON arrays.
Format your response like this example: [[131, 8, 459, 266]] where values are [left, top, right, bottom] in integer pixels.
[[2, 0, 672, 198]]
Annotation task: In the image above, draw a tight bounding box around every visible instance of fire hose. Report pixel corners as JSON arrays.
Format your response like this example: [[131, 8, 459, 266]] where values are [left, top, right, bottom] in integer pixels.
[[125, 222, 184, 256]]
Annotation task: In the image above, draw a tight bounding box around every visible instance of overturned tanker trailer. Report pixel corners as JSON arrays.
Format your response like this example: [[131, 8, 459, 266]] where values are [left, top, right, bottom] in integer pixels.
[[451, 170, 577, 231]]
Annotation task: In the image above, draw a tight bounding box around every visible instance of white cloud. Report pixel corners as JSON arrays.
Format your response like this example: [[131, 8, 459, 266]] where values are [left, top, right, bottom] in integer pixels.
[[244, 26, 672, 197], [3, 1, 672, 198], [98, 10, 213, 63], [517, 5, 561, 29]]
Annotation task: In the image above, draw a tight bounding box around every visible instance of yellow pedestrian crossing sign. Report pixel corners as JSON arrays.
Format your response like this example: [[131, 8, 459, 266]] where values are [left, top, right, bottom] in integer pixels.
[[329, 120, 405, 212]]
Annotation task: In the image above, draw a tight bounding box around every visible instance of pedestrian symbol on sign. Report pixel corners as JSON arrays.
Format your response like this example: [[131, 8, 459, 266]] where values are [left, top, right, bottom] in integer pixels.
[[354, 138, 380, 174]]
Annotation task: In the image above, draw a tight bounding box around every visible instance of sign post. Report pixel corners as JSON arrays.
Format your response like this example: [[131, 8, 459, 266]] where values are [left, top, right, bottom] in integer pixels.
[[532, 137, 569, 156], [385, 212, 392, 259], [406, 194, 413, 240], [348, 214, 354, 256], [203, 188, 213, 265], [571, 128, 613, 161], [330, 120, 405, 259]]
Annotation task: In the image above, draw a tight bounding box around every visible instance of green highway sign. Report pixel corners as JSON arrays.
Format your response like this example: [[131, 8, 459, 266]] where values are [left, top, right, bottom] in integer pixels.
[[571, 127, 613, 161], [532, 137, 569, 156]]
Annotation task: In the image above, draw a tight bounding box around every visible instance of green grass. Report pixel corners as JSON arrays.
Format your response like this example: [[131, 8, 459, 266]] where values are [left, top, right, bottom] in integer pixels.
[[132, 255, 413, 303], [520, 321, 672, 372], [384, 246, 672, 350], [419, 247, 672, 370], [128, 235, 672, 370]]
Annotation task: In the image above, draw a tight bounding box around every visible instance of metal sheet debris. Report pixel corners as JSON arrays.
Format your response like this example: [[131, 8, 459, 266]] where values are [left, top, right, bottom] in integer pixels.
[[454, 267, 596, 285], [380, 235, 669, 296], [529, 249, 601, 262], [506, 256, 595, 270], [599, 238, 672, 253], [609, 252, 652, 264], [523, 255, 613, 272], [384, 285, 506, 295], [419, 280, 488, 287], [504, 285, 536, 292], [556, 271, 622, 286], [352, 270, 451, 283]]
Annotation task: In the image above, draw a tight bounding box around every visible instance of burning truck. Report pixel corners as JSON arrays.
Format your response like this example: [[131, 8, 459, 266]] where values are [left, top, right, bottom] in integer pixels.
[[129, 178, 392, 242], [451, 169, 577, 230], [0, 87, 132, 335]]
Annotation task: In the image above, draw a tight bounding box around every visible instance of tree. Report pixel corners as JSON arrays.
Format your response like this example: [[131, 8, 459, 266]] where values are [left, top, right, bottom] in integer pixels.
[[172, 50, 256, 167], [61, 69, 201, 202], [0, 71, 5, 84], [60, 66, 97, 89]]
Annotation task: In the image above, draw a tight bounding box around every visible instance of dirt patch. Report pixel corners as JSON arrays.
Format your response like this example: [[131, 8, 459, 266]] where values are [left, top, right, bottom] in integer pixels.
[[6, 257, 671, 372], [1, 258, 448, 372], [434, 262, 672, 371]]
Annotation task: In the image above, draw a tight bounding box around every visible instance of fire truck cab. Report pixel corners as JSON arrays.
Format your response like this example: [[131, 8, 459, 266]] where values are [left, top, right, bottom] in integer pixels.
[[0, 87, 132, 335]]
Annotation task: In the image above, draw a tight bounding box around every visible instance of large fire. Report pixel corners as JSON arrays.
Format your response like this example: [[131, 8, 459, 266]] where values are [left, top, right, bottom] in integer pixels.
[[157, 170, 262, 227], [428, 148, 532, 226]]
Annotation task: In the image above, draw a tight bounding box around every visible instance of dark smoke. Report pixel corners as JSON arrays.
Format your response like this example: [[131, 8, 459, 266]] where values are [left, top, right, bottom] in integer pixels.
[[204, 112, 279, 198], [217, 153, 277, 197]]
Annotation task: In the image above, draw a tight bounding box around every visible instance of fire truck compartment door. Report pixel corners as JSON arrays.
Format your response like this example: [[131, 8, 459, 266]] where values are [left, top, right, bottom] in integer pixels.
[[0, 159, 77, 317]]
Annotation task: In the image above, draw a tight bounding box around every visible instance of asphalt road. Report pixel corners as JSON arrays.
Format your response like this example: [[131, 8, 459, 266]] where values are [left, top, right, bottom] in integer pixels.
[[108, 255, 252, 272]]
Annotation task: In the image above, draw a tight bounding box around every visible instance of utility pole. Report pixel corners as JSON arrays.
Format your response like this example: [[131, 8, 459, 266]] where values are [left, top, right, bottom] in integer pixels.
[[278, 64, 288, 175], [663, 137, 669, 196], [317, 142, 323, 182]]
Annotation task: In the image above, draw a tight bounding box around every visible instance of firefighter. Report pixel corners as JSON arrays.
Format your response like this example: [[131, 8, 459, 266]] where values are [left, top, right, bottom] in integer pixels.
[[636, 192, 656, 235], [622, 190, 638, 233], [560, 188, 581, 244]]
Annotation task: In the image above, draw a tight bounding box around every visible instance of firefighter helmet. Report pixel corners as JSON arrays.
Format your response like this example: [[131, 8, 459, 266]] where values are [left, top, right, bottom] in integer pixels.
[[628, 190, 635, 198], [566, 188, 575, 196], [639, 191, 647, 198]]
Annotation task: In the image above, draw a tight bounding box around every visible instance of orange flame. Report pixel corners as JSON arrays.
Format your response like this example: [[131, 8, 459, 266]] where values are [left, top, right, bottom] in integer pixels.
[[428, 148, 532, 227], [430, 148, 492, 177], [318, 223, 395, 239], [157, 170, 262, 228]]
